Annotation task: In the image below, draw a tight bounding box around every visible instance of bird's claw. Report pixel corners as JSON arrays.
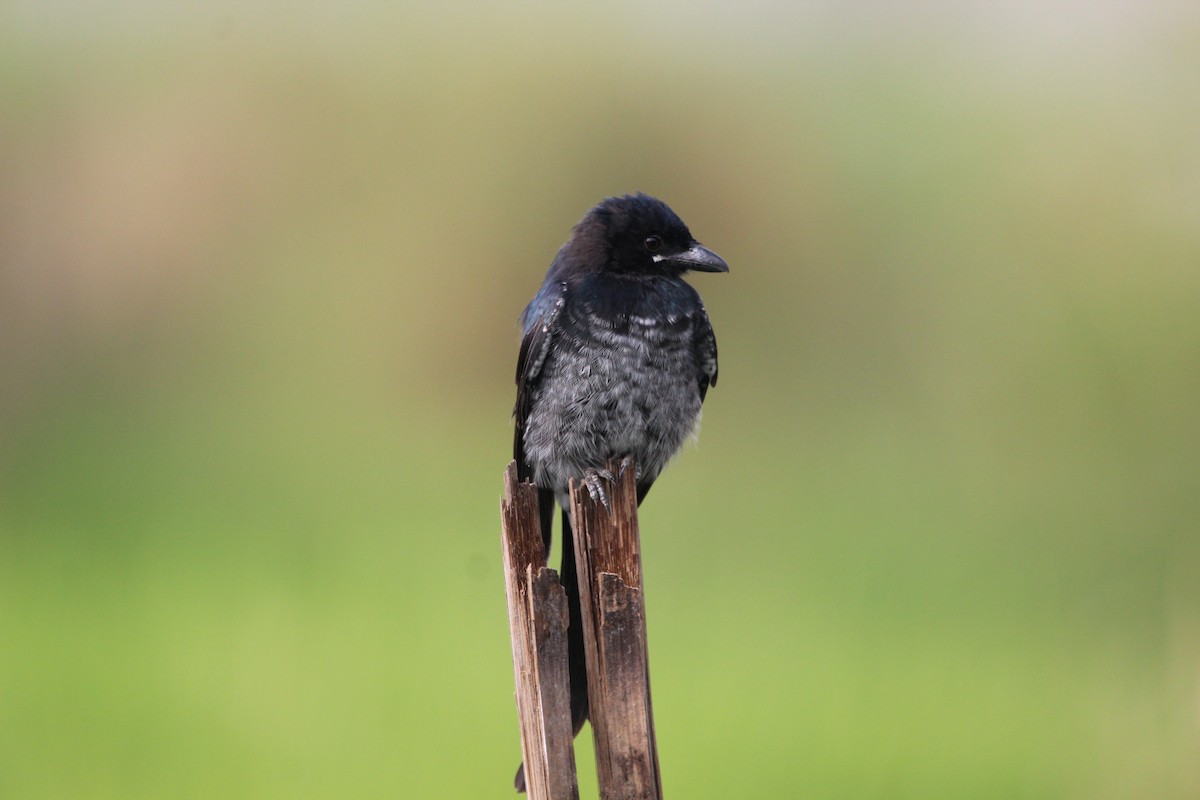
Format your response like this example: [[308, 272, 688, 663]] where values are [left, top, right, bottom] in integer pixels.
[[582, 469, 615, 513], [616, 456, 636, 481], [580, 459, 637, 512]]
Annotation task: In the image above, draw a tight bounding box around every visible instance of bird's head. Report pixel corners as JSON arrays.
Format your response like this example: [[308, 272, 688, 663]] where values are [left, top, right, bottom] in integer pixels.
[[568, 193, 729, 278]]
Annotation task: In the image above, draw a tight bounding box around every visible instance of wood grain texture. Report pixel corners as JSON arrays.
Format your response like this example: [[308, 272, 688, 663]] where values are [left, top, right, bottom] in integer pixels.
[[502, 461, 580, 800], [569, 460, 663, 800]]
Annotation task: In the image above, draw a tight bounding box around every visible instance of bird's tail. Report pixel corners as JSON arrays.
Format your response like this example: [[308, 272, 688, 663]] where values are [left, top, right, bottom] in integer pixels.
[[561, 506, 590, 732], [513, 506, 589, 793]]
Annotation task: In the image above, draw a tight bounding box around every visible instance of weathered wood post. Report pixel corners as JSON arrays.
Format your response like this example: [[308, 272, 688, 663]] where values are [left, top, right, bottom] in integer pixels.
[[569, 460, 662, 800], [501, 462, 580, 800], [502, 459, 662, 799]]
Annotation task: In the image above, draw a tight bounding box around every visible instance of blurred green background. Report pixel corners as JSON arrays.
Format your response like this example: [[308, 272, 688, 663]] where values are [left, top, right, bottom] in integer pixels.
[[2, 2, 1198, 798]]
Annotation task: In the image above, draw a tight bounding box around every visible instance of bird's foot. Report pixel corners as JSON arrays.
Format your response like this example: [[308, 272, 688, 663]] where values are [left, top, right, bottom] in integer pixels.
[[581, 469, 616, 513], [615, 456, 637, 481]]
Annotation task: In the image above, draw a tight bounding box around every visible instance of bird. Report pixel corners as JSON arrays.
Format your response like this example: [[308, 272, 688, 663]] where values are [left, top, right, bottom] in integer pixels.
[[511, 193, 727, 792]]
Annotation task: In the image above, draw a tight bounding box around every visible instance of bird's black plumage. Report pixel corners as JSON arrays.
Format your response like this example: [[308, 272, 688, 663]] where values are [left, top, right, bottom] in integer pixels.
[[511, 193, 726, 792]]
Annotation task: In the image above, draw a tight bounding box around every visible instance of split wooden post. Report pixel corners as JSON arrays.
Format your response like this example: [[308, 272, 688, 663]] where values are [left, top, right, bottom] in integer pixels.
[[502, 459, 663, 800], [501, 462, 580, 800], [569, 460, 663, 800]]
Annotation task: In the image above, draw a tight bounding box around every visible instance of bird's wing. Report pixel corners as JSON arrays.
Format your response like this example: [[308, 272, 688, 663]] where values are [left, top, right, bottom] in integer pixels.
[[513, 280, 568, 478], [694, 305, 719, 403]]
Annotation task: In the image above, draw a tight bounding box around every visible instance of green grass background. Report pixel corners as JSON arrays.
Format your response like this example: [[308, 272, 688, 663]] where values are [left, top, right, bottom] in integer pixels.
[[2, 3, 1198, 798]]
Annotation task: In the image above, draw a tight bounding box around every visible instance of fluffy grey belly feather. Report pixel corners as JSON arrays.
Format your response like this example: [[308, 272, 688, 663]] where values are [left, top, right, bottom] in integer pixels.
[[522, 317, 702, 498]]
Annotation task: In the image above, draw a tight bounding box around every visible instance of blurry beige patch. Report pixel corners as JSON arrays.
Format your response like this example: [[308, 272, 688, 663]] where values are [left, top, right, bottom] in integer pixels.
[[1, 78, 282, 335]]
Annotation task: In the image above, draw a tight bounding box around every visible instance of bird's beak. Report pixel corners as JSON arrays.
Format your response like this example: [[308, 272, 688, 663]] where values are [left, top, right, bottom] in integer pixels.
[[669, 243, 729, 273]]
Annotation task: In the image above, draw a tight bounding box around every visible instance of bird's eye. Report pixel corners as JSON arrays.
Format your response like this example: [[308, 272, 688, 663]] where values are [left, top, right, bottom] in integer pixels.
[[644, 236, 662, 252]]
